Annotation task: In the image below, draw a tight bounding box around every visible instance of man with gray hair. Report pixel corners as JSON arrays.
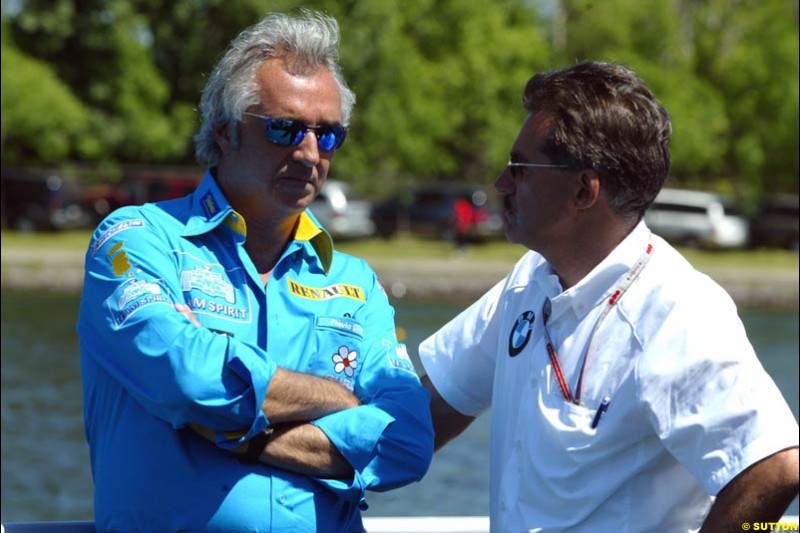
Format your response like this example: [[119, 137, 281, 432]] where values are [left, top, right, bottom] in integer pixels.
[[78, 10, 433, 532]]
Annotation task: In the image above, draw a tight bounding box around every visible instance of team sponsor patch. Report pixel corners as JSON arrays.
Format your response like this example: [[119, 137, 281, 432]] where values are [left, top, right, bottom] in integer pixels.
[[201, 192, 219, 218], [508, 310, 535, 357], [383, 339, 415, 373], [288, 277, 365, 302], [177, 253, 250, 323], [332, 345, 358, 378], [108, 242, 133, 277], [189, 296, 248, 320], [180, 265, 235, 303], [107, 278, 172, 328], [91, 219, 144, 256]]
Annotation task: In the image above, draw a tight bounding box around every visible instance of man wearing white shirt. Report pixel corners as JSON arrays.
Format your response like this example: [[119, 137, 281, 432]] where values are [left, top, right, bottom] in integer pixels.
[[420, 61, 798, 532]]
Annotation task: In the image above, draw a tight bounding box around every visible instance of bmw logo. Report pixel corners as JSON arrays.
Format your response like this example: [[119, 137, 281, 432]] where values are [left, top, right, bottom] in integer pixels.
[[508, 310, 535, 357]]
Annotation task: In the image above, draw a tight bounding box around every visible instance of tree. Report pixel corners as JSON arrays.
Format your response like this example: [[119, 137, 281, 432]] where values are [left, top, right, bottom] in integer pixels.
[[691, 0, 799, 197], [311, 0, 552, 194], [1, 20, 99, 163], [8, 0, 194, 163], [553, 0, 730, 182], [552, 0, 799, 197]]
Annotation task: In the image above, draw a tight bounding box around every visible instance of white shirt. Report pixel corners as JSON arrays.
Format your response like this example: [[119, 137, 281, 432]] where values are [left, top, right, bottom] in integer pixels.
[[420, 221, 798, 533]]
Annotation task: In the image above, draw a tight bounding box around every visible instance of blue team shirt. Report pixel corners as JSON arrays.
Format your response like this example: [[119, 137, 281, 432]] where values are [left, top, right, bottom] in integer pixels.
[[78, 171, 434, 532]]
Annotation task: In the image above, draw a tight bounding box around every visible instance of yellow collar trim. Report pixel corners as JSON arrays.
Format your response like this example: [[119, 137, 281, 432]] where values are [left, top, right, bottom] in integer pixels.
[[223, 211, 247, 236], [222, 210, 332, 274], [295, 211, 322, 241], [296, 212, 333, 274]]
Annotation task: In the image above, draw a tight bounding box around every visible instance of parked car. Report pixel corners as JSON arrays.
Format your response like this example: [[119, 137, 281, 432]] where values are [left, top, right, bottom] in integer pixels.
[[83, 167, 202, 223], [1, 165, 91, 231], [370, 183, 503, 242], [749, 193, 799, 250], [310, 180, 375, 239], [644, 188, 749, 249]]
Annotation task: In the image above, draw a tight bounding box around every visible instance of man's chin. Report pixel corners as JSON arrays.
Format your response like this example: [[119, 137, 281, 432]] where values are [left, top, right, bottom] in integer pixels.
[[275, 188, 314, 211]]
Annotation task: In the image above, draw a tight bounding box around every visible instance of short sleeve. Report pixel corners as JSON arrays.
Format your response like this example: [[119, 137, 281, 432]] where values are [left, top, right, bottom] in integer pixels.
[[637, 286, 799, 495], [419, 277, 507, 416]]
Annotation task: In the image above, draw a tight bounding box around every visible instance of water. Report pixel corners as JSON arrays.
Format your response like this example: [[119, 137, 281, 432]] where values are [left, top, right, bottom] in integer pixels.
[[1, 291, 797, 522]]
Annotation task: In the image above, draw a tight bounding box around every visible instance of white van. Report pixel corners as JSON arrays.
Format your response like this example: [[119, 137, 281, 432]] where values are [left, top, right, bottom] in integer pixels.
[[310, 180, 376, 239], [644, 188, 749, 248]]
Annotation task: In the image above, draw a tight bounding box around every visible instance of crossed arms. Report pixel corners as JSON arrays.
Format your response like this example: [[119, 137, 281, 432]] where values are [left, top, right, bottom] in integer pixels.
[[79, 217, 433, 493]]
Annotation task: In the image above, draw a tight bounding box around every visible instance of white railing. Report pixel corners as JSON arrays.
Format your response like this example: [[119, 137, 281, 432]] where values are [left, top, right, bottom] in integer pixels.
[[2, 516, 798, 533]]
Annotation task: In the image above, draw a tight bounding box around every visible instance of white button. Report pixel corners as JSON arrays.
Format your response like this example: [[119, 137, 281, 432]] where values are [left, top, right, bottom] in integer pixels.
[[279, 495, 287, 504]]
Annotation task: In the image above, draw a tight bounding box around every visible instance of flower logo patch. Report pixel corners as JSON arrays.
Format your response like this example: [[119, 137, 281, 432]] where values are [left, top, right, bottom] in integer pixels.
[[332, 345, 358, 377]]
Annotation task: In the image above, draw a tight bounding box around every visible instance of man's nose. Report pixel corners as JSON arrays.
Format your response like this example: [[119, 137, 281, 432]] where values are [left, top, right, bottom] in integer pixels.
[[293, 131, 320, 167], [494, 167, 514, 195]]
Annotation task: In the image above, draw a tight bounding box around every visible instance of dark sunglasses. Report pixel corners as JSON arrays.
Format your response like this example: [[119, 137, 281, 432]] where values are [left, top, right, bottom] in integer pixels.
[[243, 112, 347, 151]]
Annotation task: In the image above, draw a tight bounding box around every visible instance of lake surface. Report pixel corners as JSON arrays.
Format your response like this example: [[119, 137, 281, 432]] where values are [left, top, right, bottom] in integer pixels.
[[1, 290, 797, 522]]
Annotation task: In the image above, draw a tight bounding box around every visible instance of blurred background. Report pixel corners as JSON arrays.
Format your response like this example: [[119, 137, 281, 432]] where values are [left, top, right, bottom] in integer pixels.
[[1, 0, 798, 246], [1, 0, 798, 525]]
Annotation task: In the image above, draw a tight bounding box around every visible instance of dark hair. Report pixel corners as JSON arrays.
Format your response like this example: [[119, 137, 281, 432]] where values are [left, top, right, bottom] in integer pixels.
[[523, 61, 671, 219]]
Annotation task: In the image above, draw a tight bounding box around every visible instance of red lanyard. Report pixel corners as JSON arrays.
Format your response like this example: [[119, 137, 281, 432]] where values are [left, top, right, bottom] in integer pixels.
[[542, 237, 654, 404]]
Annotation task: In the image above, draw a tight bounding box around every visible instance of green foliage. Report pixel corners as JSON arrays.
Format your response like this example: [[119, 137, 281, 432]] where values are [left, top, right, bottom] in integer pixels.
[[1, 40, 99, 162], [7, 0, 194, 163], [555, 0, 730, 179], [552, 0, 798, 198], [321, 0, 551, 195], [691, 0, 800, 197]]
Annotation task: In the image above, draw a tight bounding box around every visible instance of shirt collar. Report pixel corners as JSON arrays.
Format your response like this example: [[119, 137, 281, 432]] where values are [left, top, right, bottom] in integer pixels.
[[292, 209, 334, 275], [182, 170, 240, 237], [535, 220, 651, 322], [182, 169, 333, 274]]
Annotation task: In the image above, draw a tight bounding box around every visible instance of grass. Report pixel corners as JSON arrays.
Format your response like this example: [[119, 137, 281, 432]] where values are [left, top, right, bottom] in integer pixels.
[[336, 235, 529, 262], [1, 229, 94, 250], [2, 229, 797, 270]]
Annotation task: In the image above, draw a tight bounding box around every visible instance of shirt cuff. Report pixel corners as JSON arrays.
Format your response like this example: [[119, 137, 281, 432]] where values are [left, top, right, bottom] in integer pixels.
[[216, 341, 276, 446], [312, 404, 395, 472]]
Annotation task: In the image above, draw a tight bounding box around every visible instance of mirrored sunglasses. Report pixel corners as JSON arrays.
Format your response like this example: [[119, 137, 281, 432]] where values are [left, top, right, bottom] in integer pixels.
[[244, 112, 347, 151]]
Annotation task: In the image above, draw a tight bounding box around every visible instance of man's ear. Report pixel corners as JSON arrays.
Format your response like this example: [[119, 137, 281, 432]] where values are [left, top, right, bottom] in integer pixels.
[[214, 122, 234, 154], [575, 170, 601, 210]]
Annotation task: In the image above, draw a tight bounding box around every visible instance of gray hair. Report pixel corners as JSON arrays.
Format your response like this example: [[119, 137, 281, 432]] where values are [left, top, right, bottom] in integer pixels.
[[194, 10, 356, 167]]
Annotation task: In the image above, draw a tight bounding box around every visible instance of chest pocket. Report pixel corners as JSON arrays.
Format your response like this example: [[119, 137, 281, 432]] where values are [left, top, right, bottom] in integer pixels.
[[306, 316, 365, 390]]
